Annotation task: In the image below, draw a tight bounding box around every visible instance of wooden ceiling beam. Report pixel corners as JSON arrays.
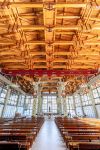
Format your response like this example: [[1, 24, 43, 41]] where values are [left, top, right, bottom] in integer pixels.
[[32, 60, 46, 62], [56, 16, 100, 22], [4, 66, 28, 69], [56, 31, 74, 35], [33, 66, 47, 69], [54, 52, 100, 55], [26, 41, 74, 45], [0, 2, 87, 8], [0, 51, 20, 56], [74, 60, 100, 63], [0, 41, 100, 46], [0, 59, 25, 63], [1, 25, 100, 31], [53, 58, 100, 62], [56, 16, 80, 19], [52, 65, 96, 69], [30, 52, 46, 56]]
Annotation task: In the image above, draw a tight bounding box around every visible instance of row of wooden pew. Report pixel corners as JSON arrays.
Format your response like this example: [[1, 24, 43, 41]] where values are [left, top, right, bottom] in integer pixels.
[[55, 117, 100, 150], [0, 116, 44, 150]]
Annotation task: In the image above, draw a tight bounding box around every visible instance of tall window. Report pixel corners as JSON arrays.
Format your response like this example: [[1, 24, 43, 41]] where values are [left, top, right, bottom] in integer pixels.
[[24, 96, 34, 116], [74, 94, 83, 116], [92, 81, 100, 104], [81, 93, 92, 106], [0, 84, 7, 103], [66, 96, 76, 117], [42, 96, 57, 113], [3, 90, 18, 118], [0, 83, 7, 117]]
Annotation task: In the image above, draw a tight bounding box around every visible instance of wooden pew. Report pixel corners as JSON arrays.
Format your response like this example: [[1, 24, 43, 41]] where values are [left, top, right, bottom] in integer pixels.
[[68, 142, 100, 150], [0, 141, 30, 150], [0, 117, 44, 150], [55, 117, 100, 150]]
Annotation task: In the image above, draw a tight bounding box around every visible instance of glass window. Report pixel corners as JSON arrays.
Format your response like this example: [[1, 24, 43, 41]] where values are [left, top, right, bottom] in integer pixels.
[[93, 89, 98, 98], [66, 96, 76, 117], [3, 106, 16, 118], [92, 82, 100, 104], [81, 93, 92, 106], [0, 87, 7, 103], [83, 106, 95, 118], [24, 96, 33, 116], [8, 91, 18, 105], [42, 96, 57, 113]]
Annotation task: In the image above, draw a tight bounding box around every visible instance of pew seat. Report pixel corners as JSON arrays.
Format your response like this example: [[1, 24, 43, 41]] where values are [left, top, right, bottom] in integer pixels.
[[0, 141, 30, 150], [68, 141, 100, 150]]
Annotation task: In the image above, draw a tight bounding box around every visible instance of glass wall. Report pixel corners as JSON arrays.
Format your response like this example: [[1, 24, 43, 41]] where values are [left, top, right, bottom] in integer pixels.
[[91, 81, 100, 118], [0, 75, 100, 118], [42, 95, 57, 113], [65, 78, 100, 118], [66, 96, 76, 117], [74, 94, 83, 116], [24, 96, 34, 117], [81, 93, 95, 118], [3, 90, 21, 118], [0, 80, 34, 118], [0, 83, 7, 117]]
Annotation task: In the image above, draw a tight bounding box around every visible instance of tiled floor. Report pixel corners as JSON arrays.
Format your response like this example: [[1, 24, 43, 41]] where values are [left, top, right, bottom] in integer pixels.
[[32, 119, 67, 150]]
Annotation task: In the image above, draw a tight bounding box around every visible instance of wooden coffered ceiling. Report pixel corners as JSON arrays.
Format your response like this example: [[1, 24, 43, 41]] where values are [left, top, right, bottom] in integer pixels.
[[0, 0, 100, 94]]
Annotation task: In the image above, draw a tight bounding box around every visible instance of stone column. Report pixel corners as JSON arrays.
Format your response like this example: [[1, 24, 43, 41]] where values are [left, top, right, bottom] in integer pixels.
[[37, 85, 42, 115], [78, 93, 85, 116], [32, 97, 37, 116], [73, 94, 77, 115], [57, 85, 62, 115], [23, 95, 26, 115], [62, 96, 67, 116]]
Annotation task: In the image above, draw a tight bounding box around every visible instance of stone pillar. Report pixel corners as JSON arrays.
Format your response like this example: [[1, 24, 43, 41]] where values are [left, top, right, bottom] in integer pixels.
[[37, 85, 42, 115], [32, 97, 37, 116], [1, 86, 11, 117], [38, 95, 42, 114], [62, 96, 67, 116], [56, 96, 62, 114], [40, 95, 43, 113], [57, 85, 62, 115], [73, 94, 77, 115], [56, 97, 59, 114], [23, 95, 26, 115], [78, 93, 85, 116]]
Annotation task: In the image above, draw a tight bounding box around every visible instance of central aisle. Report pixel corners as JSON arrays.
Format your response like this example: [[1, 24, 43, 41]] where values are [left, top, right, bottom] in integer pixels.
[[32, 119, 67, 150]]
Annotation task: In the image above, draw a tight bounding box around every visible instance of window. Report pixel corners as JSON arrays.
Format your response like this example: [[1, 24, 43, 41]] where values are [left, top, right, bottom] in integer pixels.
[[42, 96, 57, 113], [24, 96, 33, 116], [0, 87, 7, 103], [74, 94, 81, 107], [92, 81, 100, 104], [66, 96, 76, 117], [83, 106, 95, 118], [3, 105, 16, 118], [81, 93, 92, 106], [8, 91, 18, 105], [18, 95, 25, 106], [92, 89, 98, 98]]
